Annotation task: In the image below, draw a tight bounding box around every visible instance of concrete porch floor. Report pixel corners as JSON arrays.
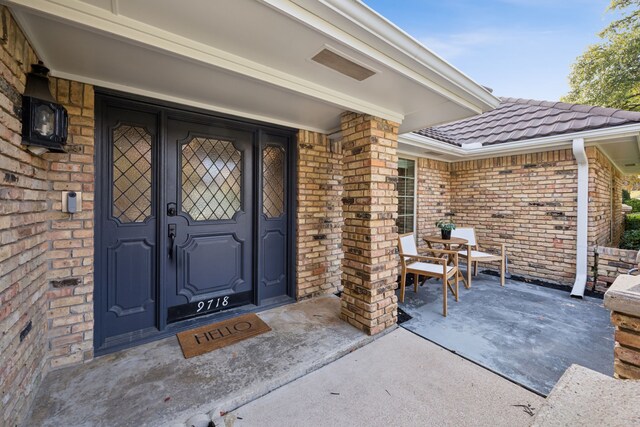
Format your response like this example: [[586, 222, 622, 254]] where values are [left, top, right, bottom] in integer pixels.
[[399, 272, 615, 396], [228, 328, 543, 427], [26, 295, 377, 427]]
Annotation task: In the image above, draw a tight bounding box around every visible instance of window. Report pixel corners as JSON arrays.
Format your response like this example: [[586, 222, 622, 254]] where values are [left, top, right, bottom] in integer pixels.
[[262, 146, 285, 218], [181, 137, 242, 221], [397, 158, 416, 234]]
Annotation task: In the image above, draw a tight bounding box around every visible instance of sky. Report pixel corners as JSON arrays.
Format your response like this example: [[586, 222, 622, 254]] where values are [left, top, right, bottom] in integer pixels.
[[363, 0, 617, 101]]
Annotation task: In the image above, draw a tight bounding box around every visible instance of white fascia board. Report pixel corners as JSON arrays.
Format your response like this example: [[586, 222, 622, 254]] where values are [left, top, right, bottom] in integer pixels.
[[6, 0, 404, 124], [400, 132, 466, 157], [262, 0, 499, 114], [400, 123, 640, 161]]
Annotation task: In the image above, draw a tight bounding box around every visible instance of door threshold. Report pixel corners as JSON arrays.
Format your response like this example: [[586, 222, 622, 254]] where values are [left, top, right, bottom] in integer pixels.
[[95, 295, 295, 356]]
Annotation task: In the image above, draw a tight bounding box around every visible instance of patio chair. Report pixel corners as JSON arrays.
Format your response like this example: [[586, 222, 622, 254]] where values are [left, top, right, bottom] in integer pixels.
[[451, 227, 506, 287], [398, 233, 459, 316]]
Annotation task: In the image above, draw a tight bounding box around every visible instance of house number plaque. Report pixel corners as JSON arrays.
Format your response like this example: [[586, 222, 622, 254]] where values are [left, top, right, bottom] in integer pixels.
[[167, 291, 252, 323]]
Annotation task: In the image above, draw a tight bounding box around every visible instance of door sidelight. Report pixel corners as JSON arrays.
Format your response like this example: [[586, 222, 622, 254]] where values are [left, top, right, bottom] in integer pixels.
[[168, 224, 176, 259]]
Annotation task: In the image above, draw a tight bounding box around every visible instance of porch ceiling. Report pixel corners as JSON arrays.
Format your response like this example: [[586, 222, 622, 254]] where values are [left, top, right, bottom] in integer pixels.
[[7, 0, 499, 134]]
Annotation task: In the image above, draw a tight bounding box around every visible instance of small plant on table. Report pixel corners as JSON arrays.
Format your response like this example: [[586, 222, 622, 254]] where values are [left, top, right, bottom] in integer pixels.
[[436, 218, 456, 240]]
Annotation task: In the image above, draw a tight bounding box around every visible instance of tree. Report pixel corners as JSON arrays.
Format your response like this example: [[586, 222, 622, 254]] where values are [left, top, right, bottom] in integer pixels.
[[563, 0, 640, 110]]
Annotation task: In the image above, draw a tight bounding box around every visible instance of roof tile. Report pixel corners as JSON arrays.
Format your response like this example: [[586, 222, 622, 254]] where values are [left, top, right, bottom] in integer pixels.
[[414, 97, 640, 146]]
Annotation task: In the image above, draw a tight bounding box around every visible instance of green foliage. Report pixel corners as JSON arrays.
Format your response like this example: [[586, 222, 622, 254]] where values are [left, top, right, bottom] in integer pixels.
[[563, 1, 640, 111], [621, 229, 640, 250], [625, 198, 640, 212], [626, 213, 640, 230], [623, 188, 631, 201], [435, 218, 456, 231]]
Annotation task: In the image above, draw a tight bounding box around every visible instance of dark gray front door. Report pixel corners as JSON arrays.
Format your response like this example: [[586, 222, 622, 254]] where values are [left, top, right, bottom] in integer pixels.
[[164, 118, 254, 323], [95, 93, 295, 354]]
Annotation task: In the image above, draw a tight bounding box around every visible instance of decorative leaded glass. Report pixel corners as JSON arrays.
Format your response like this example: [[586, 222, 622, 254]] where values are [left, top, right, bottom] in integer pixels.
[[262, 146, 285, 218], [181, 137, 242, 221], [112, 125, 152, 223]]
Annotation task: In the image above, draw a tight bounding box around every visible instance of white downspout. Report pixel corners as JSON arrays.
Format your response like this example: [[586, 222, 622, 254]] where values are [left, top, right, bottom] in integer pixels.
[[571, 138, 588, 298]]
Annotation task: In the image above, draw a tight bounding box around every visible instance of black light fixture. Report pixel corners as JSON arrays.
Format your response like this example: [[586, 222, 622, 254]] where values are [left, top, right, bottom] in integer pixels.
[[21, 62, 68, 154]]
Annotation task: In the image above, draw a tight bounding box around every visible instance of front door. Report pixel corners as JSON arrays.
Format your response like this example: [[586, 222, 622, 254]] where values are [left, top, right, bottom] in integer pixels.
[[164, 118, 254, 323], [95, 93, 294, 354]]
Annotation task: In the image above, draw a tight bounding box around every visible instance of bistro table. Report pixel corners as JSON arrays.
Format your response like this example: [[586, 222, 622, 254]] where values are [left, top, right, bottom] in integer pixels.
[[423, 235, 470, 288]]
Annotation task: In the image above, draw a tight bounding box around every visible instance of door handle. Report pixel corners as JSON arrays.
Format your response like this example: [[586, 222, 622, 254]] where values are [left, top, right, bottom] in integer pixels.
[[168, 224, 176, 259]]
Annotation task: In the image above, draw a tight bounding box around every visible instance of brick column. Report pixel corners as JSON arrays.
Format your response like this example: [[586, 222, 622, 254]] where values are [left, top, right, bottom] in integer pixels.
[[604, 274, 640, 379], [340, 112, 399, 335]]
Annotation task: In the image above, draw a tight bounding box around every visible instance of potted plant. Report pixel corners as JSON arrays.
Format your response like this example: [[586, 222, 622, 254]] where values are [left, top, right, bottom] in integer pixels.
[[436, 218, 456, 240]]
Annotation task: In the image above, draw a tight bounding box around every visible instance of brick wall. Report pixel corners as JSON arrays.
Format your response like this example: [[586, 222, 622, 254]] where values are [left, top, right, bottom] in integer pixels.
[[296, 130, 343, 299], [589, 246, 638, 292], [412, 147, 626, 290], [605, 275, 640, 380], [45, 79, 95, 368], [588, 146, 623, 248], [0, 8, 49, 424], [611, 310, 640, 379], [447, 150, 578, 285], [340, 113, 398, 335], [415, 158, 450, 243], [0, 8, 95, 425], [613, 167, 624, 245]]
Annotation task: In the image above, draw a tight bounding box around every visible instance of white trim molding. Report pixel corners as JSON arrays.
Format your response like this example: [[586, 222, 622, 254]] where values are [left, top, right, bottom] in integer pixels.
[[399, 122, 640, 170]]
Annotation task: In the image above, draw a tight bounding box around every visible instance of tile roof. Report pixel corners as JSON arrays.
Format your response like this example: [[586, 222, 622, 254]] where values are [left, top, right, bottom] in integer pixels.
[[414, 97, 640, 146]]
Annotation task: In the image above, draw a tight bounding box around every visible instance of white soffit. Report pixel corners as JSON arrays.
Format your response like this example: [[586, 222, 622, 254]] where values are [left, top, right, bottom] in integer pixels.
[[595, 136, 640, 175], [7, 0, 498, 133]]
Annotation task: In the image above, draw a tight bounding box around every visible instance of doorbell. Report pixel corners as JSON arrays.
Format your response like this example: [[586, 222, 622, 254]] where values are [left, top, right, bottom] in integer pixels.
[[62, 191, 82, 213]]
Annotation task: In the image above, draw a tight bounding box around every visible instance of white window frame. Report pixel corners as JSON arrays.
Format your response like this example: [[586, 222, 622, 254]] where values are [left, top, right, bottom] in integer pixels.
[[397, 156, 417, 236]]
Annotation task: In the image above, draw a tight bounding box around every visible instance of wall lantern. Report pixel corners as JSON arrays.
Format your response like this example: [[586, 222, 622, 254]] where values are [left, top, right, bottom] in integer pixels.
[[21, 62, 68, 154]]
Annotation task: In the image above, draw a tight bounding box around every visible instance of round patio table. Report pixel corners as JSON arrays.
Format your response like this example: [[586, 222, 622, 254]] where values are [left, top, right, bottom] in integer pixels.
[[423, 235, 469, 288], [423, 235, 468, 248]]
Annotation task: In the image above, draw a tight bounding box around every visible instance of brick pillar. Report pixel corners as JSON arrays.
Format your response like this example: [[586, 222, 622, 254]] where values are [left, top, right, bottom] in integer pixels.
[[340, 112, 399, 335], [604, 274, 640, 379]]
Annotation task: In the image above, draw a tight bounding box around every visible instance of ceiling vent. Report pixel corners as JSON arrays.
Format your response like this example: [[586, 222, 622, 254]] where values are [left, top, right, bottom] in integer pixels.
[[312, 49, 375, 81], [625, 163, 637, 167]]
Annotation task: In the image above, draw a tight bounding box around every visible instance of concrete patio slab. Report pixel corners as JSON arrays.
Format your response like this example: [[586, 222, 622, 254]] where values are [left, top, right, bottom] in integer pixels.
[[25, 295, 379, 427], [532, 364, 640, 426], [399, 273, 614, 395], [227, 328, 543, 427]]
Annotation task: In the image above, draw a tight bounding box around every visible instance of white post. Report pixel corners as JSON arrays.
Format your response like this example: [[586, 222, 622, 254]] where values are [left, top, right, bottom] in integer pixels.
[[571, 138, 588, 298]]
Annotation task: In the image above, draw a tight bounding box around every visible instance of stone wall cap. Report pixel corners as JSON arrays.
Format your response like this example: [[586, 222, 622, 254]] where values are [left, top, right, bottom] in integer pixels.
[[531, 364, 640, 426], [604, 274, 640, 317]]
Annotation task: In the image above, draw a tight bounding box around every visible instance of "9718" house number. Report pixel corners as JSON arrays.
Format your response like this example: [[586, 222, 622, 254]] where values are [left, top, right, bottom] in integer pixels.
[[197, 296, 229, 313]]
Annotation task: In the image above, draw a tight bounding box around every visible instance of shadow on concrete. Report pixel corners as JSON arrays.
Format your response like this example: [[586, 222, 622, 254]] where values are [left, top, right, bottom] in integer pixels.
[[26, 295, 375, 427], [398, 273, 614, 396]]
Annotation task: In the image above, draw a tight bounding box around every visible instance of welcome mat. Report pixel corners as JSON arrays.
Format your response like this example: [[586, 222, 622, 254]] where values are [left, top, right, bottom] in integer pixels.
[[177, 313, 271, 359]]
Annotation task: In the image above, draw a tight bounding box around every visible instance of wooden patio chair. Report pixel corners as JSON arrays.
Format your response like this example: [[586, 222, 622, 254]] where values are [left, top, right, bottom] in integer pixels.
[[398, 233, 459, 317], [451, 227, 506, 287]]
